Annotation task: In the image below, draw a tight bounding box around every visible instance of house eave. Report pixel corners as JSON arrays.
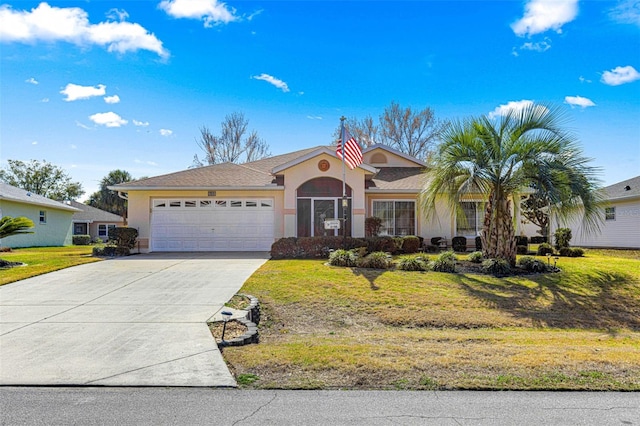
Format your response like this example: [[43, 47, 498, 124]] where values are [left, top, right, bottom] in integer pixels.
[[0, 195, 80, 212], [365, 189, 420, 194], [107, 185, 285, 192]]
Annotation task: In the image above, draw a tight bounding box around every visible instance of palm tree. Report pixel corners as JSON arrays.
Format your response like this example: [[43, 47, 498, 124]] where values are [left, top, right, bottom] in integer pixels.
[[421, 103, 602, 265], [0, 216, 35, 239]]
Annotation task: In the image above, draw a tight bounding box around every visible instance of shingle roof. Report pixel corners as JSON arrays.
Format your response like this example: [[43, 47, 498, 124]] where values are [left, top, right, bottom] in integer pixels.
[[0, 183, 79, 212], [70, 201, 124, 223], [368, 167, 427, 191], [110, 145, 427, 192], [603, 175, 640, 200]]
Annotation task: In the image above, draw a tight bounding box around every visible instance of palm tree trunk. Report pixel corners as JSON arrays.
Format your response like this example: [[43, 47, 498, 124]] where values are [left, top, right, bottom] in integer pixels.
[[481, 190, 516, 266]]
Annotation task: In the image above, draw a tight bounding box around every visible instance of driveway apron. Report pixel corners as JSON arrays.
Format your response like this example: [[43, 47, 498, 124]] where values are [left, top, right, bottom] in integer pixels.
[[0, 252, 269, 387]]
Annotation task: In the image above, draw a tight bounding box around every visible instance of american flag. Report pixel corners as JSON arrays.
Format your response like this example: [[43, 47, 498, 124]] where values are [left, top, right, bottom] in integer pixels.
[[336, 128, 363, 170]]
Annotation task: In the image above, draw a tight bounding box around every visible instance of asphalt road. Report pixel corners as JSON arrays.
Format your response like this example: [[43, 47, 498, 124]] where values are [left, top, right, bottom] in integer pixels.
[[1, 388, 638, 425]]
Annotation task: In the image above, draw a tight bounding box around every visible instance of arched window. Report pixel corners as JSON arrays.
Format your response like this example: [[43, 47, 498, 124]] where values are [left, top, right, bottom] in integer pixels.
[[297, 177, 352, 237], [370, 153, 387, 164]]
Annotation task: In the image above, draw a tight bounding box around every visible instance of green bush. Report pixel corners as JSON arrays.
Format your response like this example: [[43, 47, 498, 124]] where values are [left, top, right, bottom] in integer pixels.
[[401, 236, 421, 254], [517, 256, 548, 272], [475, 236, 482, 251], [537, 243, 554, 256], [516, 245, 528, 255], [108, 227, 138, 250], [430, 251, 457, 272], [554, 227, 572, 250], [558, 247, 572, 257], [366, 236, 399, 254], [570, 247, 585, 257], [452, 236, 467, 252], [328, 249, 359, 267], [467, 251, 484, 263], [530, 236, 547, 244], [397, 255, 429, 271], [482, 258, 511, 276], [358, 251, 394, 269], [365, 217, 383, 237], [271, 237, 301, 259], [72, 235, 91, 245], [515, 236, 528, 246]]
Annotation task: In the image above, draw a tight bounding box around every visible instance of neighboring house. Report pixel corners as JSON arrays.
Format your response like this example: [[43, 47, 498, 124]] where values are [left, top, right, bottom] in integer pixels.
[[552, 175, 640, 249], [110, 144, 532, 253], [0, 182, 79, 248], [70, 201, 125, 242]]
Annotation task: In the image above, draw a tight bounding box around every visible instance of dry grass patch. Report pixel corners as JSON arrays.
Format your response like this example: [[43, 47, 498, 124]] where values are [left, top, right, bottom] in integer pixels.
[[222, 249, 640, 390]]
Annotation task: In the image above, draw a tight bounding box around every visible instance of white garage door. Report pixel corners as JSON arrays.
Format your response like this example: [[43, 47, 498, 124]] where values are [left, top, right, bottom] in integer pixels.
[[151, 198, 274, 251]]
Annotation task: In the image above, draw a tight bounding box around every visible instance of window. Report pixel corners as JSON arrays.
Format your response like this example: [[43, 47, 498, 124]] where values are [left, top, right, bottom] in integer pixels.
[[153, 200, 166, 208], [200, 200, 212, 207], [169, 201, 181, 207], [372, 201, 415, 236], [457, 202, 482, 235], [39, 210, 46, 224], [246, 201, 257, 207], [231, 200, 242, 207], [98, 224, 117, 238], [605, 207, 616, 221], [185, 200, 196, 208]]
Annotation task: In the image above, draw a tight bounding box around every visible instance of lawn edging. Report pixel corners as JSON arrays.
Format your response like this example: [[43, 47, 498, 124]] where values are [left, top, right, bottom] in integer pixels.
[[217, 294, 261, 348]]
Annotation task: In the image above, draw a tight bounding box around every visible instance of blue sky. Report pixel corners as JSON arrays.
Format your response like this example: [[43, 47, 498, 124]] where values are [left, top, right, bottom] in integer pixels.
[[1, 0, 639, 200]]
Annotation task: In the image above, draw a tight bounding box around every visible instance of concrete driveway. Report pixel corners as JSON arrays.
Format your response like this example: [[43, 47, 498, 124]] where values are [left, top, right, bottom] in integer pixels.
[[0, 252, 269, 387]]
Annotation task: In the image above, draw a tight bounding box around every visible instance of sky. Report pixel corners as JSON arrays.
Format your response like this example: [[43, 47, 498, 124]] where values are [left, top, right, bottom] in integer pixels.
[[1, 0, 639, 201]]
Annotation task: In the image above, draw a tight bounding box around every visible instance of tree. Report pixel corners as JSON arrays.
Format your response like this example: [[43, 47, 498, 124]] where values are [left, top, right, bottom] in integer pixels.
[[87, 170, 133, 219], [521, 192, 550, 237], [192, 112, 270, 166], [421, 103, 602, 266], [0, 216, 34, 239], [0, 159, 84, 201], [336, 101, 445, 161]]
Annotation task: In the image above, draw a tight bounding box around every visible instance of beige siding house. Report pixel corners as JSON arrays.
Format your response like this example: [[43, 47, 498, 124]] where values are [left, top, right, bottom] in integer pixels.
[[70, 201, 125, 242], [0, 182, 79, 248], [553, 176, 640, 249], [111, 145, 529, 253]]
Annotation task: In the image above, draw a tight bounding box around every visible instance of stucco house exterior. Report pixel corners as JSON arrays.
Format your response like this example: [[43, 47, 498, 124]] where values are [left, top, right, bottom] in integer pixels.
[[0, 182, 79, 248], [111, 144, 532, 253], [552, 175, 640, 249], [70, 201, 125, 242]]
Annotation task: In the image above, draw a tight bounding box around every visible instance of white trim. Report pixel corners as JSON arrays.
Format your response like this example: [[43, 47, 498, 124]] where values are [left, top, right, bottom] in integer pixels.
[[108, 185, 283, 191]]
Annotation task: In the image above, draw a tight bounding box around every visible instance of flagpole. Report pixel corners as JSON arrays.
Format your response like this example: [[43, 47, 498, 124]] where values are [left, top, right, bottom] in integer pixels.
[[340, 116, 347, 246]]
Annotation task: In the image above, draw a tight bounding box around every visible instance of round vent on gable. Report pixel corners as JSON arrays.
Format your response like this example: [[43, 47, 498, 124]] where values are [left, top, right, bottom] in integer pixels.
[[370, 153, 387, 164]]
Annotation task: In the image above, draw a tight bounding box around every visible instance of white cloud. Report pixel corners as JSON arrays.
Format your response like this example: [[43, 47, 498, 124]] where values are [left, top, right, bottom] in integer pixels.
[[160, 129, 173, 136], [41, 98, 49, 103], [133, 119, 149, 127], [135, 159, 158, 166], [565, 95, 596, 108], [519, 39, 552, 53], [579, 76, 592, 83], [601, 65, 640, 86], [61, 83, 106, 101], [104, 95, 120, 104], [488, 100, 540, 118], [0, 3, 168, 58], [31, 141, 38, 145], [106, 8, 129, 22], [609, 0, 640, 26], [252, 73, 290, 92], [75, 121, 92, 130], [306, 115, 322, 120], [512, 0, 579, 37], [159, 0, 237, 27], [89, 112, 127, 127], [70, 144, 77, 149], [25, 77, 38, 85]]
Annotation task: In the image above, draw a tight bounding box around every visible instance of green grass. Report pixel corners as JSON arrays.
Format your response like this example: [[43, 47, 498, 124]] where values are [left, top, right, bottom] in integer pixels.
[[0, 246, 100, 286], [222, 249, 640, 390]]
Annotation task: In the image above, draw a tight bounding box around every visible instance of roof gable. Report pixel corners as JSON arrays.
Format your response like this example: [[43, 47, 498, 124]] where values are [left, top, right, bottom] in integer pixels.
[[0, 183, 79, 212], [603, 175, 640, 200], [70, 201, 124, 222], [362, 144, 427, 167]]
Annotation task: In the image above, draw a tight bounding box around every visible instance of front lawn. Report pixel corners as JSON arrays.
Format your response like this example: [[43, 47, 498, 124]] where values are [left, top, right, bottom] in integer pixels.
[[0, 246, 100, 286], [222, 249, 640, 390]]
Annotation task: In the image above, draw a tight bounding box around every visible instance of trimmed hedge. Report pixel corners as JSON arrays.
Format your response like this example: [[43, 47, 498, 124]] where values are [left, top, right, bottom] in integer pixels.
[[530, 236, 547, 244], [108, 227, 138, 250], [537, 243, 554, 256], [452, 236, 467, 252], [72, 235, 91, 245]]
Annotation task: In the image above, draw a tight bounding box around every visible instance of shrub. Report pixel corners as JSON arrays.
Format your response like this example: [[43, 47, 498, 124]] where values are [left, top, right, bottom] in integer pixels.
[[358, 251, 394, 269], [271, 237, 300, 259], [467, 251, 483, 263], [72, 235, 91, 245], [554, 227, 572, 250], [108, 227, 138, 250], [452, 236, 467, 252], [482, 258, 511, 276], [430, 251, 457, 272], [516, 245, 528, 255], [537, 243, 554, 256], [401, 236, 421, 254], [397, 255, 429, 271], [530, 236, 547, 244], [517, 256, 548, 273], [328, 249, 359, 267], [558, 247, 572, 257], [570, 247, 585, 257], [475, 236, 482, 251], [515, 236, 528, 246], [425, 244, 439, 253], [366, 236, 398, 254], [365, 217, 383, 237]]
